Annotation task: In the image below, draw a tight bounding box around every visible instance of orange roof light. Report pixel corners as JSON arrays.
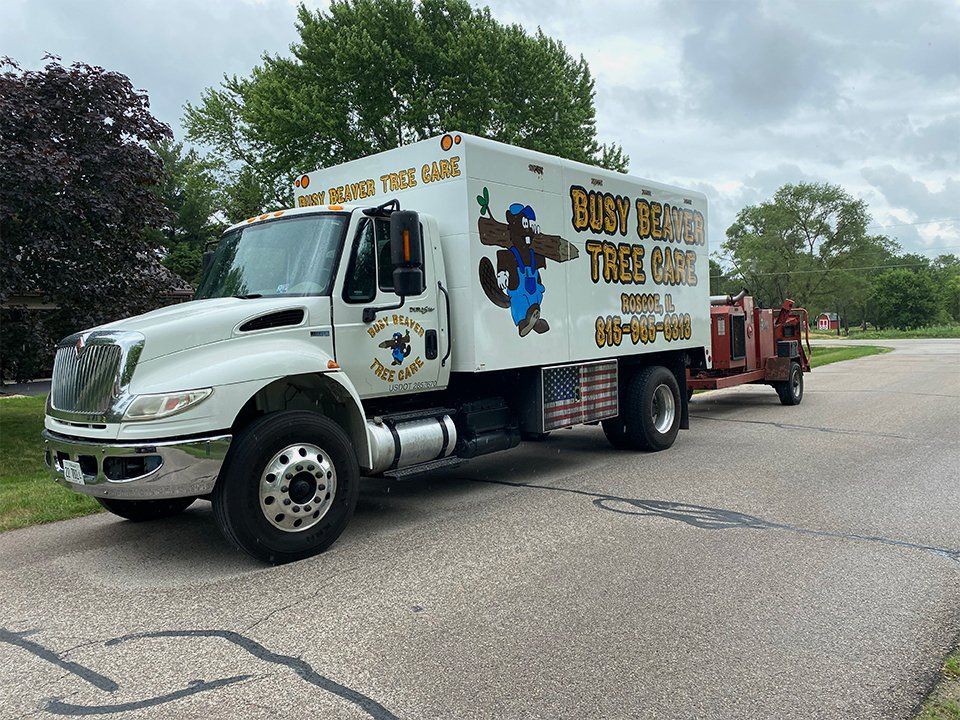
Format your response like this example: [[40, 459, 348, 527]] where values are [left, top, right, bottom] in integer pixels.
[[328, 204, 343, 211]]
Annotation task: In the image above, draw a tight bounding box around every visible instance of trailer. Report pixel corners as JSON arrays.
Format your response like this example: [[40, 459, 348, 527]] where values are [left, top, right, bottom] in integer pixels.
[[686, 292, 811, 404], [41, 132, 805, 563]]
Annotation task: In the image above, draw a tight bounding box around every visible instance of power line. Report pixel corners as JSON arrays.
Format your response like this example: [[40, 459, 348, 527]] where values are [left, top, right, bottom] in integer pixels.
[[710, 260, 956, 279], [866, 217, 960, 230], [912, 244, 960, 253]]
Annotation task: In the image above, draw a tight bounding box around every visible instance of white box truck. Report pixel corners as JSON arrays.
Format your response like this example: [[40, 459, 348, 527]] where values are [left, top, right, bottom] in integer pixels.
[[43, 132, 711, 563]]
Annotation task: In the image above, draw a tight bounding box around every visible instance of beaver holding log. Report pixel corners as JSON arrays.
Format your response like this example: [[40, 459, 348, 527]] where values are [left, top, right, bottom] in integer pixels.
[[477, 190, 579, 337]]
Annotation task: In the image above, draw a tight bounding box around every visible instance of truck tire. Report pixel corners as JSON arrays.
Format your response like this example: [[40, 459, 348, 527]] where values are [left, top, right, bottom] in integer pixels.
[[776, 361, 804, 406], [97, 496, 195, 522], [213, 411, 360, 564], [603, 366, 681, 452]]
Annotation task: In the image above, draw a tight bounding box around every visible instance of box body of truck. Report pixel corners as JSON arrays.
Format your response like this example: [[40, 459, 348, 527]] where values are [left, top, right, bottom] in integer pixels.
[[295, 133, 710, 379]]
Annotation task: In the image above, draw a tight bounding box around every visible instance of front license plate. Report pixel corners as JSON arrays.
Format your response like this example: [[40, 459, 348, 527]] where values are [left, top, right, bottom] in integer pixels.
[[62, 460, 85, 485]]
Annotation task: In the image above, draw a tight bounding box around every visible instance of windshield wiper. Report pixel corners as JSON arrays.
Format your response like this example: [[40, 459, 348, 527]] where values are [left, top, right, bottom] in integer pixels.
[[234, 293, 263, 299]]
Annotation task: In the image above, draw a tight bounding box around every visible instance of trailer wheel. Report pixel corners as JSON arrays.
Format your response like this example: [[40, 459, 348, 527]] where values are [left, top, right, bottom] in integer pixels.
[[96, 496, 195, 522], [213, 410, 360, 564], [603, 366, 681, 451], [776, 361, 804, 406]]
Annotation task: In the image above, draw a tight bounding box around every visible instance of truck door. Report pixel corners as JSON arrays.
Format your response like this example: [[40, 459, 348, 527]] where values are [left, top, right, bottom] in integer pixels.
[[331, 213, 448, 399]]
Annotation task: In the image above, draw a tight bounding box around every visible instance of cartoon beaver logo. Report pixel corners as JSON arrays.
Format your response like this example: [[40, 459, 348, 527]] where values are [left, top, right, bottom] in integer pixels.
[[379, 330, 411, 366], [476, 187, 579, 336]]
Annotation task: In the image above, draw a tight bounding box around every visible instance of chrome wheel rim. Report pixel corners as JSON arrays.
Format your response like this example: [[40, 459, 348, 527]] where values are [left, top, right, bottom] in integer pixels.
[[652, 384, 676, 434], [792, 369, 801, 396], [259, 443, 336, 533]]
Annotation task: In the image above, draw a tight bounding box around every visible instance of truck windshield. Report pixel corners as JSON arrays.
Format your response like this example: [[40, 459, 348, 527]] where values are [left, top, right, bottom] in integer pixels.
[[195, 214, 348, 299]]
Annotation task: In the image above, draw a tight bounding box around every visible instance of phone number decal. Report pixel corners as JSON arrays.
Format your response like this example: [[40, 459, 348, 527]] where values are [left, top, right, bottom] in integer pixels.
[[595, 313, 692, 347]]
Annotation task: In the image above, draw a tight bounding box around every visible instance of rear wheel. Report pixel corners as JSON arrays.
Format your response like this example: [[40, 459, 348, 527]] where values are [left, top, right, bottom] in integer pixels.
[[603, 365, 681, 451], [213, 411, 360, 564], [776, 361, 804, 406], [97, 496, 195, 522]]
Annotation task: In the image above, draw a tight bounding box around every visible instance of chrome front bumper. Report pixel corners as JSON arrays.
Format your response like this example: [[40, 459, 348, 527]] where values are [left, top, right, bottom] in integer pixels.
[[42, 430, 231, 500]]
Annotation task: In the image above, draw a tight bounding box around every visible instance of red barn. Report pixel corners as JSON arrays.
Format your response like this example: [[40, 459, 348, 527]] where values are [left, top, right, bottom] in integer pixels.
[[816, 312, 840, 331]]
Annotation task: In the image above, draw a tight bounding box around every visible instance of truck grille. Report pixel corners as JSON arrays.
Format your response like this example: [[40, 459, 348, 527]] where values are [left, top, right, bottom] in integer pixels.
[[50, 332, 136, 415]]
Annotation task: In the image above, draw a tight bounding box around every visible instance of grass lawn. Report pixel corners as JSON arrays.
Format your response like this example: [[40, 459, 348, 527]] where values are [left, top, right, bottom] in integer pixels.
[[809, 324, 960, 340], [0, 395, 100, 532], [917, 648, 960, 720], [809, 344, 891, 368]]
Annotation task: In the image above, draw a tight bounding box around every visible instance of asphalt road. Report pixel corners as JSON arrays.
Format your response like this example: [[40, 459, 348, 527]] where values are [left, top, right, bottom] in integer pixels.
[[1, 340, 958, 719]]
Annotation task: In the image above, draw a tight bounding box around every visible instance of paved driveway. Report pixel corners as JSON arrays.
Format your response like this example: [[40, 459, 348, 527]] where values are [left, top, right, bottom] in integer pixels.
[[1, 340, 958, 719]]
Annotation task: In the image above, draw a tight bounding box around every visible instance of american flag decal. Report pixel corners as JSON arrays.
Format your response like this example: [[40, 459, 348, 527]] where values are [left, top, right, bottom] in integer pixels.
[[542, 361, 619, 431]]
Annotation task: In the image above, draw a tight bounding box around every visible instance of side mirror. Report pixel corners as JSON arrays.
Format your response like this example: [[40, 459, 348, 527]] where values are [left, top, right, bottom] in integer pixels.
[[390, 210, 425, 296]]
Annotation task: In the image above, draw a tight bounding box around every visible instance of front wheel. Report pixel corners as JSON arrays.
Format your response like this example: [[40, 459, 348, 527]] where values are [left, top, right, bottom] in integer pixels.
[[213, 411, 360, 564], [97, 496, 195, 522], [776, 361, 804, 406], [603, 365, 681, 452]]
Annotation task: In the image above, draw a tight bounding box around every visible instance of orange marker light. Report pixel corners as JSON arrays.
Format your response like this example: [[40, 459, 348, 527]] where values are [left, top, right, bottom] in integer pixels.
[[327, 360, 340, 370], [402, 228, 411, 262], [300, 175, 310, 189], [273, 210, 284, 217]]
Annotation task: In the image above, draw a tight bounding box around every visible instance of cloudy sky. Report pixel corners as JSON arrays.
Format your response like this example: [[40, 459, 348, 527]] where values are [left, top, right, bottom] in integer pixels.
[[3, 0, 958, 254]]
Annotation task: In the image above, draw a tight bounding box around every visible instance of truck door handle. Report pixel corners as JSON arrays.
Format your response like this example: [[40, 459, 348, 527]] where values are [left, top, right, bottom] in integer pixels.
[[438, 281, 452, 367], [425, 330, 438, 360]]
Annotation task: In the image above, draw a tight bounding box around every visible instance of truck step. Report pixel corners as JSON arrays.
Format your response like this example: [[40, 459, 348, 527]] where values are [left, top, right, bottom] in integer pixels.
[[382, 456, 462, 479], [372, 407, 457, 425]]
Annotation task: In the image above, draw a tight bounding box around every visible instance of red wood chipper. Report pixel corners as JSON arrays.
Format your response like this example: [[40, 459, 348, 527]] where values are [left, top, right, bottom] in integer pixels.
[[687, 291, 812, 405]]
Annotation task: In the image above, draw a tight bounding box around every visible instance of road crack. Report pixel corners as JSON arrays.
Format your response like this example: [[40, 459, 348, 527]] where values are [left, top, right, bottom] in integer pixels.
[[467, 477, 960, 565]]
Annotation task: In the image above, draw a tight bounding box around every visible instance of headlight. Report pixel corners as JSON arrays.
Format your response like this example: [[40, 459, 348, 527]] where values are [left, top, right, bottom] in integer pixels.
[[124, 388, 212, 421]]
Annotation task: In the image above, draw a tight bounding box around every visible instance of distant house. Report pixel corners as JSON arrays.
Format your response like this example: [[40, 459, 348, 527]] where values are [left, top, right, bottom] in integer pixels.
[[816, 312, 840, 331]]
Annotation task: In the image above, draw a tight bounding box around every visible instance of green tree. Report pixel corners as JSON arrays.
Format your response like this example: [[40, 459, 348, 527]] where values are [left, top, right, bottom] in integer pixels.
[[185, 0, 627, 210], [871, 269, 940, 329], [723, 183, 895, 321], [708, 258, 740, 297], [147, 140, 225, 284], [932, 254, 960, 322]]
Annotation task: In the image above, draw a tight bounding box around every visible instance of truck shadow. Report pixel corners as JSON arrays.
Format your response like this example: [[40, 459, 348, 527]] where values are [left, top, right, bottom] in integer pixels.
[[39, 507, 263, 586]]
